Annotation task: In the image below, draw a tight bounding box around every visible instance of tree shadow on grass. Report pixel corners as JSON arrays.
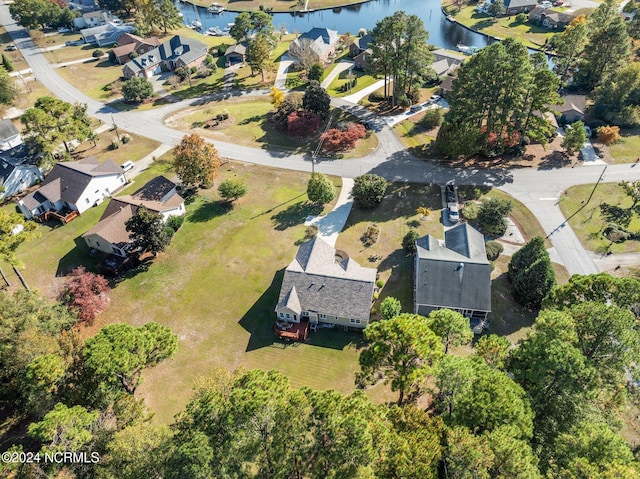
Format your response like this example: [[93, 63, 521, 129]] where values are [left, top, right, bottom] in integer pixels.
[[187, 199, 231, 223], [271, 201, 323, 230], [56, 236, 103, 278], [238, 114, 263, 125], [490, 271, 537, 337]]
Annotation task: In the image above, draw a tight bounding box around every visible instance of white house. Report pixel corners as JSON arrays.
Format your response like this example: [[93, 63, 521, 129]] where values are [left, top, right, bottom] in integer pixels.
[[18, 156, 125, 221], [0, 144, 43, 200], [73, 10, 120, 30], [274, 237, 377, 341], [0, 119, 22, 151], [82, 176, 185, 256]]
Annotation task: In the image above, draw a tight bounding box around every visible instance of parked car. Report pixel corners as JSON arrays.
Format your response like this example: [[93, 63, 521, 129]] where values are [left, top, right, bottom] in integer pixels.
[[57, 27, 70, 33], [448, 204, 460, 223], [121, 161, 135, 172], [6, 44, 17, 51], [409, 105, 423, 113], [430, 94, 441, 103], [65, 39, 84, 46]]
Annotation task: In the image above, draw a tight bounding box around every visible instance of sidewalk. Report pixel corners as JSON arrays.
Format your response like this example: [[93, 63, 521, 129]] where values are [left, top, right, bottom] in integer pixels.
[[125, 143, 174, 181], [304, 177, 354, 247], [274, 54, 293, 90], [320, 60, 353, 89], [341, 79, 384, 104]]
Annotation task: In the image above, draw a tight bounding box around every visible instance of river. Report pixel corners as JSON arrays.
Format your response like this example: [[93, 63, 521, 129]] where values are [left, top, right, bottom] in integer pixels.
[[176, 0, 492, 51]]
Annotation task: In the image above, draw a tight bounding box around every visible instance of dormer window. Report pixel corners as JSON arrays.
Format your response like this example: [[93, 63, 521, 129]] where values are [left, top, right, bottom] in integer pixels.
[[149, 55, 155, 62]]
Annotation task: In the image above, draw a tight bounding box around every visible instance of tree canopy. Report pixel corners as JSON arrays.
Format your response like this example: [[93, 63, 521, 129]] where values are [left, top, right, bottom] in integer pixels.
[[369, 11, 434, 106], [125, 206, 172, 256], [436, 39, 560, 158], [0, 209, 40, 266], [21, 97, 92, 160], [509, 236, 556, 307], [357, 313, 443, 405], [122, 76, 154, 103], [84, 322, 177, 395], [306, 172, 335, 205], [173, 133, 221, 188]]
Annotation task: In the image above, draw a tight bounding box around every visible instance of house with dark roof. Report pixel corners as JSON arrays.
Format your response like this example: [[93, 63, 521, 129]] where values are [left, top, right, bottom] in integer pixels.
[[431, 49, 465, 76], [225, 43, 247, 64], [550, 94, 587, 123], [109, 33, 161, 65], [0, 119, 22, 151], [0, 144, 43, 200], [350, 34, 373, 70], [505, 0, 537, 15], [529, 7, 576, 28], [289, 27, 339, 65], [414, 223, 491, 321], [82, 176, 185, 256], [18, 157, 126, 220], [275, 237, 376, 340], [122, 35, 208, 79]]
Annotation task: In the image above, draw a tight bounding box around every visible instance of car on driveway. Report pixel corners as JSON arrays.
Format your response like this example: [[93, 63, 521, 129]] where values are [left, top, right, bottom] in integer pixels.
[[121, 161, 135, 172], [6, 44, 17, 51], [448, 204, 460, 223], [65, 39, 84, 46], [430, 94, 441, 103], [409, 105, 423, 113]]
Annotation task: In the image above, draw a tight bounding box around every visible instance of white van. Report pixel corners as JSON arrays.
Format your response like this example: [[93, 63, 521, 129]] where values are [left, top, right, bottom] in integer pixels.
[[121, 161, 135, 172]]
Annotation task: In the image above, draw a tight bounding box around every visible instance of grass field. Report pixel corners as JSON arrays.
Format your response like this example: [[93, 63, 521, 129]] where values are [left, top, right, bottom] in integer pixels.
[[559, 183, 640, 254], [328, 70, 379, 98], [608, 130, 640, 164], [56, 59, 124, 101], [443, 2, 555, 49], [165, 98, 378, 158], [71, 129, 161, 165], [393, 113, 438, 158], [1, 27, 29, 73]]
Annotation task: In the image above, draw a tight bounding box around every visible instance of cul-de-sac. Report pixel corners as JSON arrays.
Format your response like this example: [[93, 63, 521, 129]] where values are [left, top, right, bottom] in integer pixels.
[[2, 0, 640, 476]]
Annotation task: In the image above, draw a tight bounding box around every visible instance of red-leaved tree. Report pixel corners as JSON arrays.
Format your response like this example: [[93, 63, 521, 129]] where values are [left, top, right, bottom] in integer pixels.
[[58, 266, 110, 324], [287, 111, 320, 136], [321, 122, 366, 152]]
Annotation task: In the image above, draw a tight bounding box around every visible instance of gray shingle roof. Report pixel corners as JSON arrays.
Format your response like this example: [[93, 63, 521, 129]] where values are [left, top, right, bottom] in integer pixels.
[[21, 156, 121, 207], [0, 119, 19, 142], [415, 223, 491, 314], [276, 237, 376, 321], [124, 35, 207, 75]]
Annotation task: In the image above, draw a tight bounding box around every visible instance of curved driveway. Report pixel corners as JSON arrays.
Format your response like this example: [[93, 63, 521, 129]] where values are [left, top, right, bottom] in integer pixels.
[[2, 4, 639, 276]]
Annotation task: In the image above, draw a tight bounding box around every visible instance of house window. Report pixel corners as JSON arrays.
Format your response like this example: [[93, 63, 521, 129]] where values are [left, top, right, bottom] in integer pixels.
[[302, 311, 308, 316], [350, 319, 361, 324], [285, 313, 290, 319], [96, 241, 100, 247], [279, 312, 284, 318], [319, 313, 327, 319], [86, 198, 90, 204]]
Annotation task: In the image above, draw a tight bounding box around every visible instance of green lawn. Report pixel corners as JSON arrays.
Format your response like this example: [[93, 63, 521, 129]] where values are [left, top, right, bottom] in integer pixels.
[[393, 114, 438, 158], [165, 98, 378, 159], [56, 59, 124, 101], [443, 2, 555, 49], [608, 131, 640, 164], [328, 70, 379, 98], [71, 129, 161, 165], [559, 183, 640, 254], [0, 26, 29, 73]]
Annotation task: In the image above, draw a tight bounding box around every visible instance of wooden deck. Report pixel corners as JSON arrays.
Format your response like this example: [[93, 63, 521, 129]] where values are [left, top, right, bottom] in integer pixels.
[[38, 209, 79, 224], [274, 319, 310, 342]]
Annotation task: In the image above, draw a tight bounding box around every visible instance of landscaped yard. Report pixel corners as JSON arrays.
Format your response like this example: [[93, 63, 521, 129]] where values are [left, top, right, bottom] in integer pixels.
[[7, 157, 398, 423], [443, 2, 555, 49], [1, 27, 29, 73], [559, 183, 640, 254], [328, 70, 379, 98], [71, 129, 162, 165], [165, 98, 378, 158]]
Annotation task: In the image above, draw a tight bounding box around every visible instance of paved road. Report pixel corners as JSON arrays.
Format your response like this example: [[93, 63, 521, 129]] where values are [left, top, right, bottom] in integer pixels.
[[2, 3, 639, 276]]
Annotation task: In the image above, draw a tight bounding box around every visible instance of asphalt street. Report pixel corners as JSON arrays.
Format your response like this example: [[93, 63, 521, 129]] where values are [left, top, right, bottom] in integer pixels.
[[2, 2, 639, 275]]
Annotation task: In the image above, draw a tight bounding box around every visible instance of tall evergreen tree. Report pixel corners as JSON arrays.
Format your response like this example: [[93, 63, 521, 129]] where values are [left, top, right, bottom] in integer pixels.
[[552, 15, 588, 84], [509, 236, 556, 308], [576, 0, 631, 90], [369, 11, 434, 106], [437, 39, 558, 157]]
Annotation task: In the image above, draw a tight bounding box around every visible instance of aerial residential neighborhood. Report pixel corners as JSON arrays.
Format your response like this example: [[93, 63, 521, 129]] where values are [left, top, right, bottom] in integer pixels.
[[1, 0, 640, 476]]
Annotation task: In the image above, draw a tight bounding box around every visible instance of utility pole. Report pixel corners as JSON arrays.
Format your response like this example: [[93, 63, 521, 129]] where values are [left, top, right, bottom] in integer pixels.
[[310, 111, 335, 174], [111, 115, 120, 139]]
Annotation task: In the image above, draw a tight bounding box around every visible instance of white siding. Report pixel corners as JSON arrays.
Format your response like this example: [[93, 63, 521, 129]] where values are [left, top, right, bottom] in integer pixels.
[[160, 203, 185, 221], [75, 174, 125, 214], [83, 233, 119, 255]]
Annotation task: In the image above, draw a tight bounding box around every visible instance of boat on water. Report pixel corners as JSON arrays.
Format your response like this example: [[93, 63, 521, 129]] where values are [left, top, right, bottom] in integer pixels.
[[208, 2, 225, 13], [206, 26, 223, 36], [457, 44, 480, 55], [192, 20, 202, 29]]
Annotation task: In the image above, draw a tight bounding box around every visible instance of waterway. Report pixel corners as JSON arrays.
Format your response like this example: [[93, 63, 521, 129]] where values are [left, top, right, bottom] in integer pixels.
[[176, 0, 492, 51]]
